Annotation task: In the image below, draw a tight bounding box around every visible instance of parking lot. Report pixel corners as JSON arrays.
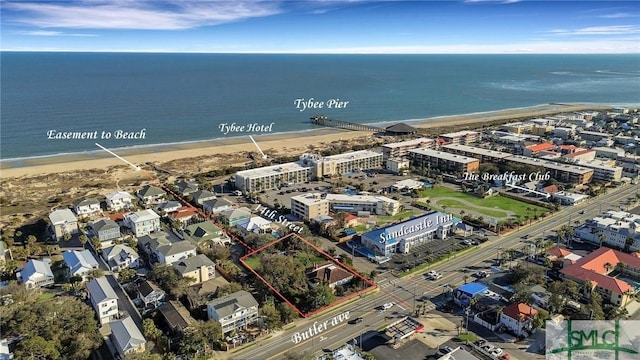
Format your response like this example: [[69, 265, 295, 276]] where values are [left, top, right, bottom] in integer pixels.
[[379, 233, 486, 273]]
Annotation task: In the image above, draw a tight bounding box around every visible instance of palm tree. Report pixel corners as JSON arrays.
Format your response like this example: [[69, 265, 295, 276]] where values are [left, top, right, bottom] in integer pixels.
[[624, 236, 634, 252], [463, 275, 469, 284], [599, 233, 607, 248], [582, 279, 594, 298], [603, 262, 613, 274]]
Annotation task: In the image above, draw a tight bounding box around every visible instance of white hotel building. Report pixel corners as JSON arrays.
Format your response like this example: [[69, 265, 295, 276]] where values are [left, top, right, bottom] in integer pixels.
[[234, 150, 383, 194], [575, 210, 640, 252], [291, 193, 400, 221], [361, 212, 459, 258]]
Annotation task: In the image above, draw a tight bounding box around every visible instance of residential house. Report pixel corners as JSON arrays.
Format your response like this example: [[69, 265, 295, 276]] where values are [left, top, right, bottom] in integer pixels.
[[175, 180, 199, 196], [87, 276, 119, 325], [158, 301, 195, 334], [138, 234, 197, 265], [499, 303, 538, 337], [49, 208, 78, 241], [90, 218, 121, 247], [0, 338, 12, 360], [219, 207, 252, 227], [173, 254, 216, 284], [17, 258, 54, 289], [170, 206, 200, 225], [560, 247, 640, 307], [109, 316, 146, 357], [136, 185, 166, 206], [137, 280, 165, 307], [156, 201, 182, 215], [546, 246, 582, 267], [236, 216, 272, 234], [183, 221, 231, 248], [102, 244, 140, 271], [105, 191, 135, 211], [73, 198, 102, 219], [191, 190, 217, 206], [207, 290, 259, 335], [63, 249, 100, 282], [202, 197, 234, 215], [530, 284, 551, 310], [124, 209, 161, 237], [306, 262, 354, 290]]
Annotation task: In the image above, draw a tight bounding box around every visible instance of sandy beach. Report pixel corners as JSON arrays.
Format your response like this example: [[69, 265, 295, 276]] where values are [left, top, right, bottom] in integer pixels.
[[0, 103, 613, 179]]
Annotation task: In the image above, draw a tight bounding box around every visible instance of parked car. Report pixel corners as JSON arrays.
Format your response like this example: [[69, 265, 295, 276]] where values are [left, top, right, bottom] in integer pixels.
[[436, 346, 454, 356], [482, 344, 495, 352], [491, 348, 504, 357]]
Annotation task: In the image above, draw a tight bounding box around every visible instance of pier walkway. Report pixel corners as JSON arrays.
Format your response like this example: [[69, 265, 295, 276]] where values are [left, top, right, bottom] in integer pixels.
[[310, 115, 385, 132]]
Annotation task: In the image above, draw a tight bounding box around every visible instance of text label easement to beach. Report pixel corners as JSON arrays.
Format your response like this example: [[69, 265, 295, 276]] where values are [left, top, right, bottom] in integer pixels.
[[47, 129, 146, 140], [290, 311, 350, 344]]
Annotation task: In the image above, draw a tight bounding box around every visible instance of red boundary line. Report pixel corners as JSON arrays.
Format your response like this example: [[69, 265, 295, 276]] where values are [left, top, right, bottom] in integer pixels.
[[240, 233, 377, 318], [149, 179, 377, 318]]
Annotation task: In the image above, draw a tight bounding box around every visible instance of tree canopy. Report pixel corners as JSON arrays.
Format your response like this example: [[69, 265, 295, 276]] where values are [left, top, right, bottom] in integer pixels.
[[1, 296, 102, 360]]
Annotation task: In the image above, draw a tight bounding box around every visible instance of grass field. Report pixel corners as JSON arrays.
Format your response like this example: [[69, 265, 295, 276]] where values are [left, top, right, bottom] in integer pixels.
[[243, 256, 261, 269], [419, 186, 548, 220], [377, 210, 416, 225]]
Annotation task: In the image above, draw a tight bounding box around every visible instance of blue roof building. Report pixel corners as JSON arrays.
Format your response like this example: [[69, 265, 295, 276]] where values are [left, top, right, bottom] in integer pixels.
[[361, 212, 459, 258], [454, 282, 488, 307]]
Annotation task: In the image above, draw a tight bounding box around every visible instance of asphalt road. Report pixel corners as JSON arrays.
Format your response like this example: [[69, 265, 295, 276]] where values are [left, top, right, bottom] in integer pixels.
[[232, 183, 639, 360]]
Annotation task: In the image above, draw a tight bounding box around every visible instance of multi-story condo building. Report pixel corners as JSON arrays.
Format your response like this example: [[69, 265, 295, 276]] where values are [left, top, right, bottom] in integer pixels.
[[234, 162, 311, 194], [87, 276, 119, 325], [235, 150, 384, 194], [441, 144, 512, 164], [301, 150, 383, 179], [439, 130, 480, 145], [408, 148, 480, 174], [73, 198, 102, 219], [505, 155, 593, 185], [577, 161, 623, 182], [207, 290, 259, 335], [290, 193, 400, 221], [381, 138, 434, 160], [124, 209, 161, 237], [575, 210, 640, 252]]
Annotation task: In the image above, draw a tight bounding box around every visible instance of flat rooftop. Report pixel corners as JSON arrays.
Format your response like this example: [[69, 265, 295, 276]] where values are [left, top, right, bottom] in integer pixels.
[[323, 150, 382, 162], [235, 161, 310, 178], [442, 144, 512, 159], [382, 137, 434, 149], [409, 148, 479, 164], [325, 193, 398, 204], [440, 130, 479, 138], [507, 155, 593, 174]]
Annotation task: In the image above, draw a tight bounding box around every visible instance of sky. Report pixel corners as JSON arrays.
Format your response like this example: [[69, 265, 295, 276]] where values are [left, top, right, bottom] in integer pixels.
[[1, 0, 640, 54]]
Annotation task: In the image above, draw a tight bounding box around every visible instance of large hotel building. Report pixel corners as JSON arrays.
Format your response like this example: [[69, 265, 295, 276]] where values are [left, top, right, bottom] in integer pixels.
[[361, 212, 459, 258], [408, 148, 480, 174], [234, 150, 383, 194], [438, 144, 594, 185], [381, 137, 435, 160], [290, 193, 400, 221]]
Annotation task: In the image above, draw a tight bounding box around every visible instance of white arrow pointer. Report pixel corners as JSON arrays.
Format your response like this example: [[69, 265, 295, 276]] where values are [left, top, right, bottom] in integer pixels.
[[248, 135, 268, 159], [95, 143, 141, 171]]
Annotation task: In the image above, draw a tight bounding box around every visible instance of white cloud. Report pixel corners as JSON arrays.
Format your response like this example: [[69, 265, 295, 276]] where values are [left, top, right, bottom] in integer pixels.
[[17, 30, 98, 37], [549, 25, 640, 36], [4, 0, 282, 30], [600, 13, 639, 19]]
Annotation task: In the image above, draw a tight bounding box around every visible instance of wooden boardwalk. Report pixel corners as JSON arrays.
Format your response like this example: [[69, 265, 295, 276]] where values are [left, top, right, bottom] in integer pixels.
[[310, 115, 384, 132]]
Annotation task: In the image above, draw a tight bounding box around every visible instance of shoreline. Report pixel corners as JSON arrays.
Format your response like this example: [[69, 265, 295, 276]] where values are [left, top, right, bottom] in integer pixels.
[[0, 102, 616, 178]]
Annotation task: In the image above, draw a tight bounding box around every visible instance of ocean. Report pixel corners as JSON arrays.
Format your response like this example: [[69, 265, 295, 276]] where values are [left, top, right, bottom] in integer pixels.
[[1, 53, 639, 161]]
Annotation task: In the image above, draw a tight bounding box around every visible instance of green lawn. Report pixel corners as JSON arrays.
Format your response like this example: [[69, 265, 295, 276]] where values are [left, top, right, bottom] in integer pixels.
[[37, 293, 56, 302], [298, 252, 327, 267], [243, 256, 261, 269], [353, 224, 369, 232], [377, 210, 416, 225], [419, 186, 548, 220]]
